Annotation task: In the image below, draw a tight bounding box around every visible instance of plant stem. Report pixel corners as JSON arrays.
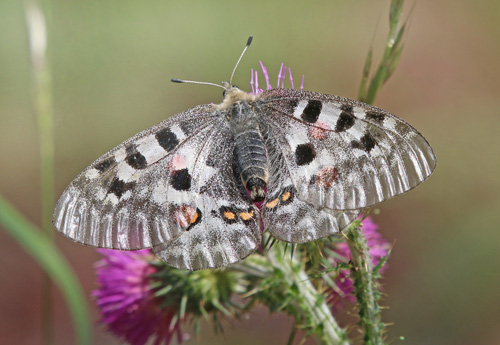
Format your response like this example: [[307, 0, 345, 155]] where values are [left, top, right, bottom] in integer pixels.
[[25, 1, 55, 344], [345, 225, 384, 345], [267, 246, 349, 345]]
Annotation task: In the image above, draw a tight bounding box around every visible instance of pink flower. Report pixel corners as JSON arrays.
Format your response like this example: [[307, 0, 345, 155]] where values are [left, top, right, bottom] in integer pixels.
[[93, 249, 185, 345], [251, 61, 305, 94], [328, 218, 391, 311]]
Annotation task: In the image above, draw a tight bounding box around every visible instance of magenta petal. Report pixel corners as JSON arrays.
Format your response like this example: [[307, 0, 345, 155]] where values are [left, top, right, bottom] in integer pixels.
[[328, 217, 390, 312], [93, 249, 185, 345]]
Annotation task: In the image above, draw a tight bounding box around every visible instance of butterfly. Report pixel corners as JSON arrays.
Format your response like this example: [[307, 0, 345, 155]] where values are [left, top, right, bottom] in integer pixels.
[[53, 37, 436, 270]]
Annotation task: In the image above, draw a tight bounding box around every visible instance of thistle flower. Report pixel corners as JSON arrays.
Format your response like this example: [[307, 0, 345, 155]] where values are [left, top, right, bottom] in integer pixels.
[[93, 249, 186, 345], [251, 61, 304, 94], [93, 248, 248, 345], [328, 217, 391, 311]]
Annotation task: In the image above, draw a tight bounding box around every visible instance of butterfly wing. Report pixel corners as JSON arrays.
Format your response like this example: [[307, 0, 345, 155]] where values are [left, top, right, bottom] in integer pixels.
[[261, 123, 359, 243], [53, 104, 261, 270], [53, 105, 220, 250], [259, 88, 436, 211]]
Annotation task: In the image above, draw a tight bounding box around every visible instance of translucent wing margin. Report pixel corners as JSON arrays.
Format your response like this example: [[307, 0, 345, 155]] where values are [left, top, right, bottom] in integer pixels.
[[259, 88, 436, 210]]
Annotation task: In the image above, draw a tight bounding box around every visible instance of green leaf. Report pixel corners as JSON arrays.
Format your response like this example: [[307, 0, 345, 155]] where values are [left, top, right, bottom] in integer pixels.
[[0, 196, 91, 345]]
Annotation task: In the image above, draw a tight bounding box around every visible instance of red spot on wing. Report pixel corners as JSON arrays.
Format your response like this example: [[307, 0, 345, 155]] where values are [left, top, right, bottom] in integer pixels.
[[168, 155, 186, 172], [309, 121, 330, 140], [315, 166, 338, 188], [174, 204, 196, 228]]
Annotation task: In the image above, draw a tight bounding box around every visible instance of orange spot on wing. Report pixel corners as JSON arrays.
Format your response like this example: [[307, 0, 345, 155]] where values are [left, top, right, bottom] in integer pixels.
[[266, 198, 279, 209], [238, 210, 254, 221], [281, 191, 292, 202], [191, 211, 199, 224], [224, 211, 236, 220]]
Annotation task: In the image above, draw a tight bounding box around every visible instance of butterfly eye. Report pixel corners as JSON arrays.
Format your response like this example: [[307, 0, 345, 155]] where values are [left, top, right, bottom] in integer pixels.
[[223, 85, 239, 98]]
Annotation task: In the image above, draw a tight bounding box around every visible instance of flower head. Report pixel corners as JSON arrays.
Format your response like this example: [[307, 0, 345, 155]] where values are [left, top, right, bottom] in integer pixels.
[[251, 61, 304, 94], [93, 249, 185, 345], [327, 217, 391, 311]]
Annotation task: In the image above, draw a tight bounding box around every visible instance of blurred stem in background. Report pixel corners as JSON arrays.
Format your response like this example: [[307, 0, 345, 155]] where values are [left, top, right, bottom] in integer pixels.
[[0, 0, 95, 343], [24, 0, 56, 344], [25, 1, 55, 343], [0, 197, 91, 345]]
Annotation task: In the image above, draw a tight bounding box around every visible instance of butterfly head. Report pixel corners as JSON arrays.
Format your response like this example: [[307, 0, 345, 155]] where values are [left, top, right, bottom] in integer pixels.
[[217, 83, 259, 111]]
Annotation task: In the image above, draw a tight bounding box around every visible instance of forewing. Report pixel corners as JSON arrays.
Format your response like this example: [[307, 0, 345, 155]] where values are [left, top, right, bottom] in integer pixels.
[[259, 88, 436, 210], [53, 104, 220, 250], [152, 126, 261, 270], [261, 123, 359, 243]]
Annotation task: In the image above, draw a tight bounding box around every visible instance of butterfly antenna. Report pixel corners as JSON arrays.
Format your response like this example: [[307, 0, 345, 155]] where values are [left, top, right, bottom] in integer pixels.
[[229, 36, 253, 85], [171, 78, 225, 90]]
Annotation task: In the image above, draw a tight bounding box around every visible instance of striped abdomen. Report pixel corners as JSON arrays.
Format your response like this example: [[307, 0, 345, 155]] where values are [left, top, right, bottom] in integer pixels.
[[234, 129, 268, 202], [228, 100, 268, 203]]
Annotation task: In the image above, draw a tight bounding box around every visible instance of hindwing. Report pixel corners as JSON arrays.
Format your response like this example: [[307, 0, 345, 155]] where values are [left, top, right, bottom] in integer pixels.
[[261, 123, 359, 242]]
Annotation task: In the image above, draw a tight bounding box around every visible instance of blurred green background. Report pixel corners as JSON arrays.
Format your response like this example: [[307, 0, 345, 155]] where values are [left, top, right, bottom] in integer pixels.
[[1, 0, 500, 344]]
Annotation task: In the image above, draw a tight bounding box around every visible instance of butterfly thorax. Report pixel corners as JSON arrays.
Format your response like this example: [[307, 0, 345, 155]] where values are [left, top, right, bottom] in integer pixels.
[[226, 92, 268, 203]]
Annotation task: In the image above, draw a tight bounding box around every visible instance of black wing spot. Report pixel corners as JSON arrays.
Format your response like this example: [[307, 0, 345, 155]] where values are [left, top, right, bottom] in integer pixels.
[[351, 132, 377, 153], [108, 177, 135, 198], [335, 110, 356, 132], [94, 157, 116, 173], [366, 111, 386, 124], [295, 143, 316, 166], [156, 128, 179, 151], [170, 168, 192, 191], [361, 133, 376, 152], [301, 100, 322, 123], [126, 151, 147, 169], [289, 99, 299, 113]]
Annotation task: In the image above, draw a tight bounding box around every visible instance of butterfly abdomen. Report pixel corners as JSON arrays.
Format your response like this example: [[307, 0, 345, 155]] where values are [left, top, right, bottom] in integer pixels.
[[229, 100, 269, 203]]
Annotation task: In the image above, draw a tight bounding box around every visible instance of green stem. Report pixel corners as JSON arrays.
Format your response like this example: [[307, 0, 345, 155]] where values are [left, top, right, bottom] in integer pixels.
[[286, 324, 297, 345], [358, 0, 407, 105], [0, 196, 91, 345], [267, 246, 349, 345], [345, 225, 384, 345]]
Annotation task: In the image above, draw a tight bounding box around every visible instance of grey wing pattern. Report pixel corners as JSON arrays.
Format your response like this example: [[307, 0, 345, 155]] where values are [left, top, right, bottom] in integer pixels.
[[261, 120, 359, 243], [152, 125, 261, 270], [53, 105, 220, 250], [260, 88, 436, 210]]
